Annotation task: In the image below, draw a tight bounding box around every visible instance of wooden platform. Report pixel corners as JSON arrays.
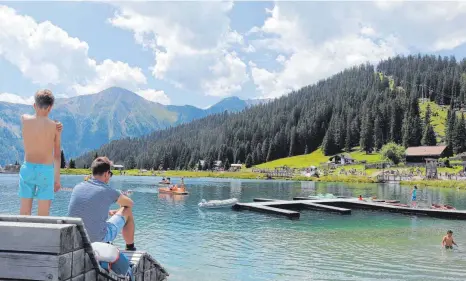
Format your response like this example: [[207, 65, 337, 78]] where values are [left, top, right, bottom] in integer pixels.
[[292, 197, 466, 220], [0, 215, 169, 281], [233, 199, 351, 219]]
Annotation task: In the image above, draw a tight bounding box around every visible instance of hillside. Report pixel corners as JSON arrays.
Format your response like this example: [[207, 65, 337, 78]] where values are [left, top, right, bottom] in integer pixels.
[[75, 55, 466, 170], [256, 149, 383, 169], [0, 87, 266, 165]]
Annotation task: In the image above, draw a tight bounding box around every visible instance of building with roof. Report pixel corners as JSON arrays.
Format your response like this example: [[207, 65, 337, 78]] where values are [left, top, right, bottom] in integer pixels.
[[405, 145, 448, 163], [328, 154, 355, 165]]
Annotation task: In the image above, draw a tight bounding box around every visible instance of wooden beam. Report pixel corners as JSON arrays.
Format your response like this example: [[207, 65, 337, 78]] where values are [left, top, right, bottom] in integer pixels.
[[0, 222, 75, 254], [233, 203, 300, 219], [299, 202, 351, 215], [0, 252, 72, 281]]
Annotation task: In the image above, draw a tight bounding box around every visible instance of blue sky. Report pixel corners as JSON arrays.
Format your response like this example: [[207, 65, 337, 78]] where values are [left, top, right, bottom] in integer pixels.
[[1, 1, 466, 108]]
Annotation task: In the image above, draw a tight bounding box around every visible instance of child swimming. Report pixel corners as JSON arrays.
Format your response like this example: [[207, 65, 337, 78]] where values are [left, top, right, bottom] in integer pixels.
[[442, 230, 458, 249]]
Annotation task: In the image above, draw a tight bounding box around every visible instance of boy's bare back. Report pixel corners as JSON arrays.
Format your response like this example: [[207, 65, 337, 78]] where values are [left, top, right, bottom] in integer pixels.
[[22, 114, 59, 165]]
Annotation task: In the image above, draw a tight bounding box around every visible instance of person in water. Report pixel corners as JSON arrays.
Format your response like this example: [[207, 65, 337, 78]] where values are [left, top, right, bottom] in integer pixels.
[[411, 185, 418, 207], [68, 157, 136, 251], [442, 230, 458, 249], [19, 89, 63, 216], [358, 195, 363, 201]]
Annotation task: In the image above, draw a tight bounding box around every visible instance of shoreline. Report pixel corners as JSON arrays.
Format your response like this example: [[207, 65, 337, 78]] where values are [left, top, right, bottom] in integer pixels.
[[56, 169, 466, 190]]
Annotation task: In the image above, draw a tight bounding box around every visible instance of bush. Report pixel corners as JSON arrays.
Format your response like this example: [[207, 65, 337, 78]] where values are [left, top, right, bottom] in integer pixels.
[[380, 142, 405, 165]]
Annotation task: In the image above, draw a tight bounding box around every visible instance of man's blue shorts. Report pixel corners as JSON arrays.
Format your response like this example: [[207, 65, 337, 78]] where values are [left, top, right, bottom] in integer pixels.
[[18, 162, 54, 200], [103, 214, 126, 242]]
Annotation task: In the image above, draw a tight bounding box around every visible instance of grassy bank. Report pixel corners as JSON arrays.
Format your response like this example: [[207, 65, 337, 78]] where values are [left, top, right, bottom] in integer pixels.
[[401, 179, 466, 189], [60, 168, 466, 190], [255, 148, 382, 169]]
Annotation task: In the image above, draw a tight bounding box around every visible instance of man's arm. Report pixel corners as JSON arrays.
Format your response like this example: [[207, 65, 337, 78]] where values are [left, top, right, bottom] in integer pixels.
[[53, 126, 62, 192], [453, 239, 458, 246], [116, 194, 134, 208]]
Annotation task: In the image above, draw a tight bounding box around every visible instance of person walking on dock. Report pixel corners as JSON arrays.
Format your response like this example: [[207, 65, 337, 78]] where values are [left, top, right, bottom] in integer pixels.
[[411, 186, 418, 208], [68, 156, 137, 251], [19, 89, 63, 216]]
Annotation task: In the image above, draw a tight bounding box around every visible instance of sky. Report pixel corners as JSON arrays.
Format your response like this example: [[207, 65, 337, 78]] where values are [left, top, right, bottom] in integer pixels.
[[2, 1, 466, 108]]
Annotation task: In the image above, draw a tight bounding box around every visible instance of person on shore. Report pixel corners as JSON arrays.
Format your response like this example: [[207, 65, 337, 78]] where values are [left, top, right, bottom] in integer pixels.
[[19, 89, 63, 216], [411, 186, 418, 207], [442, 230, 458, 249], [68, 157, 136, 251]]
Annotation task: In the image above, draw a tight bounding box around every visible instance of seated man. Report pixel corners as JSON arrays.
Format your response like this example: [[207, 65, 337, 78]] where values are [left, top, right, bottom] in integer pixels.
[[68, 156, 136, 251]]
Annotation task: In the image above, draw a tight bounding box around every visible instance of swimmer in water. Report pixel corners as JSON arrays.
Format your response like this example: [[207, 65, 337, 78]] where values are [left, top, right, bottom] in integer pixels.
[[442, 230, 458, 250]]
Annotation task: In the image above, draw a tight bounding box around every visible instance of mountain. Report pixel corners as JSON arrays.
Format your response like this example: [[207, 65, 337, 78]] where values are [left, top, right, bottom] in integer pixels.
[[75, 54, 466, 170], [0, 87, 269, 165], [206, 96, 270, 114]]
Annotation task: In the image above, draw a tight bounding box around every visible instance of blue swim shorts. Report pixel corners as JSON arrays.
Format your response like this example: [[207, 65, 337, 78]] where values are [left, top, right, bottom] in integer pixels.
[[103, 214, 126, 242], [19, 162, 54, 200]]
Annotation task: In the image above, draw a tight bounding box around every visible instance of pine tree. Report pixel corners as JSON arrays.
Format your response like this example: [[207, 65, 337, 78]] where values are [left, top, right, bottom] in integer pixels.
[[374, 115, 384, 151], [360, 111, 374, 153], [94, 152, 98, 160], [421, 103, 436, 146], [322, 127, 338, 155], [60, 150, 66, 168], [69, 159, 76, 169], [454, 114, 466, 154], [224, 158, 230, 171], [422, 124, 437, 146], [245, 154, 253, 168]]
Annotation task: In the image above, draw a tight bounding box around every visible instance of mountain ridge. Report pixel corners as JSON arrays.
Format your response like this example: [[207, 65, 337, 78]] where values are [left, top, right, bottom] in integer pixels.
[[0, 87, 270, 165]]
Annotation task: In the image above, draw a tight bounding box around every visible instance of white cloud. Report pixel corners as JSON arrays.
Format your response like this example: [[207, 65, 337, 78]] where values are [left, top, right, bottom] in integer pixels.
[[0, 5, 148, 96], [243, 44, 256, 53], [248, 2, 466, 98], [137, 89, 170, 105], [0, 93, 34, 105], [109, 2, 249, 97]]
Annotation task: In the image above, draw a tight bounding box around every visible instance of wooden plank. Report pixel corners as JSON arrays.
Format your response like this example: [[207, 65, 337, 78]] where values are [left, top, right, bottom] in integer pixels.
[[299, 202, 351, 215], [0, 215, 83, 226], [0, 222, 75, 254], [252, 198, 285, 202], [85, 270, 97, 281], [72, 249, 85, 277], [144, 254, 152, 270], [59, 252, 73, 280], [73, 225, 84, 250], [233, 203, 300, 219], [72, 273, 85, 281], [84, 252, 94, 272], [144, 269, 151, 281], [134, 273, 143, 281], [0, 252, 71, 281], [149, 268, 157, 281], [97, 272, 108, 281]]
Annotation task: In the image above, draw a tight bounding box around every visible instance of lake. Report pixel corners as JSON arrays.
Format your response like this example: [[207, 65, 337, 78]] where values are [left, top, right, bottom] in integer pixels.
[[1, 174, 466, 281]]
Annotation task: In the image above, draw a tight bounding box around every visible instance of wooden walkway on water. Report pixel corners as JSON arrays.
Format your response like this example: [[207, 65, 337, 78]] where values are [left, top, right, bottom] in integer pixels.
[[232, 198, 351, 219], [232, 198, 466, 220]]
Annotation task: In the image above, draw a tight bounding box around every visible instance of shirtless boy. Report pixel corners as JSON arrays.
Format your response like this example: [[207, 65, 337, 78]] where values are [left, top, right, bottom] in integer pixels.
[[442, 230, 458, 249], [19, 89, 63, 216]]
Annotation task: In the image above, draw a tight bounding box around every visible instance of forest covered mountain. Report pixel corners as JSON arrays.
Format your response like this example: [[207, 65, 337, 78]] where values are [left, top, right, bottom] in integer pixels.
[[75, 54, 466, 170], [0, 87, 267, 165]]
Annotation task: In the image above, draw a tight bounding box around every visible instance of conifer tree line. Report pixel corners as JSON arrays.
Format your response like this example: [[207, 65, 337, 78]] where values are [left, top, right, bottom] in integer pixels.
[[76, 55, 466, 170]]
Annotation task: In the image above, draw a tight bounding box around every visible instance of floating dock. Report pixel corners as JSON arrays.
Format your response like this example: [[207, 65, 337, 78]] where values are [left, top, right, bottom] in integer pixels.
[[233, 199, 351, 219], [233, 197, 466, 220]]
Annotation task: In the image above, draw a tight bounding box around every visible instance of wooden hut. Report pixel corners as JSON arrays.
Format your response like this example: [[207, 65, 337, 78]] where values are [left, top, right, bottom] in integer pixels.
[[405, 146, 447, 163], [0, 215, 168, 281]]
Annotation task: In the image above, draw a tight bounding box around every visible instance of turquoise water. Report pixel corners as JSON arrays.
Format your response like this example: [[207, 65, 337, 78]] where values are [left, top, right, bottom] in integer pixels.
[[2, 175, 466, 280]]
